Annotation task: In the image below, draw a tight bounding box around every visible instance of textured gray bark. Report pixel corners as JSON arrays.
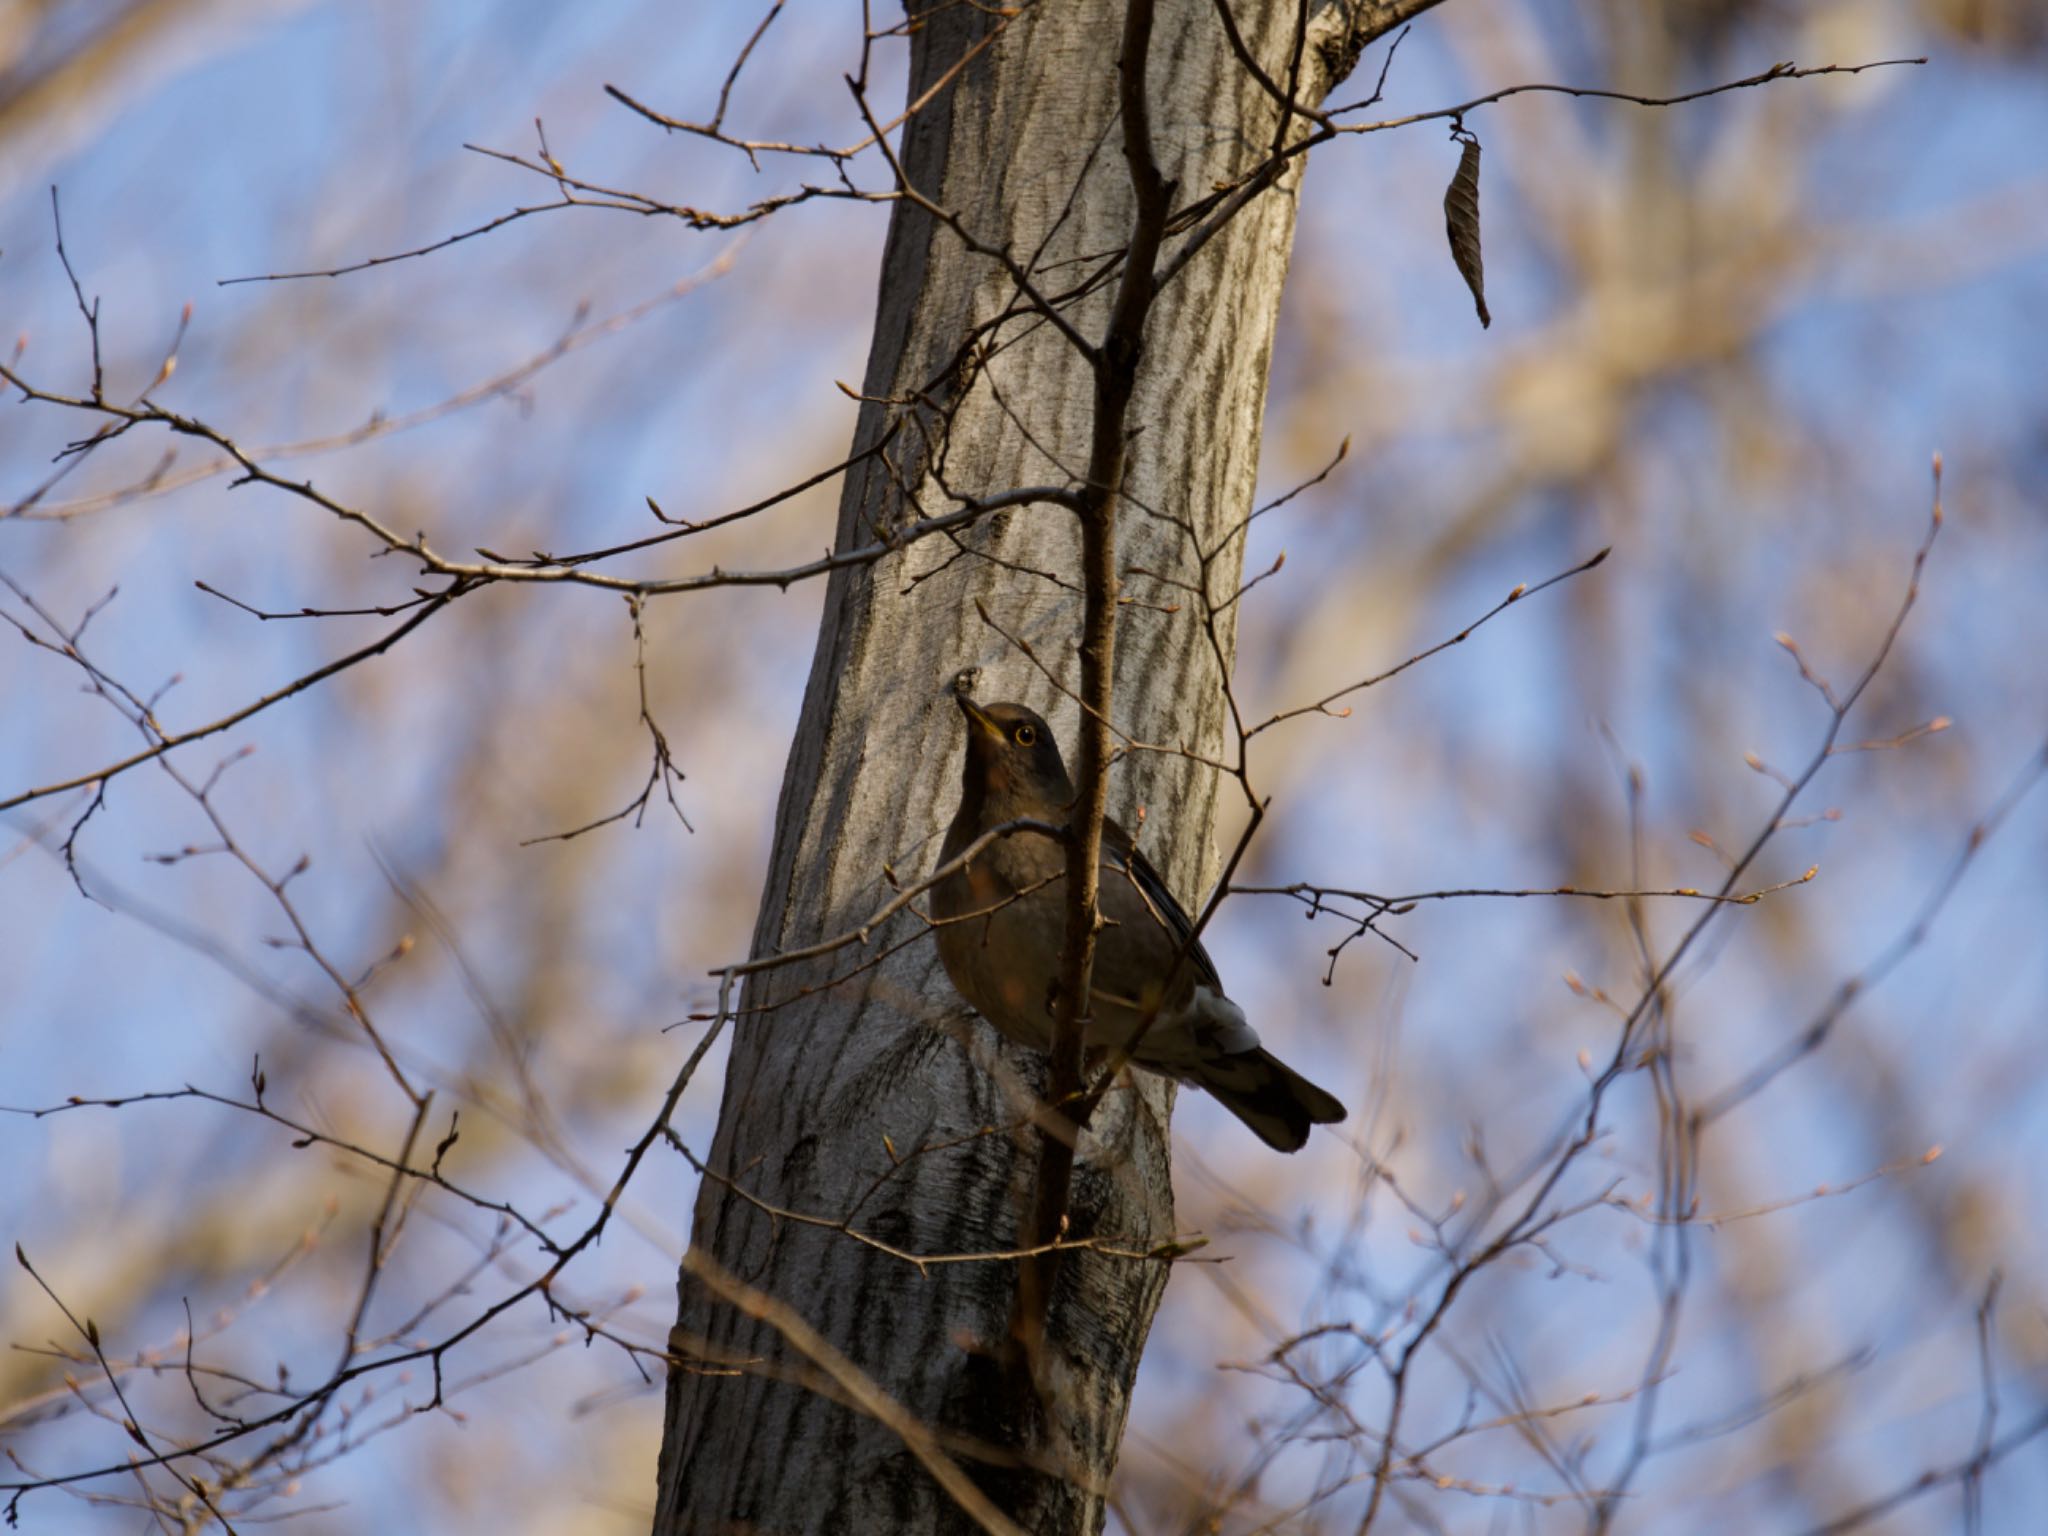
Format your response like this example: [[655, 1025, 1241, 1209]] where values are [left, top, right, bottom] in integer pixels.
[[654, 3, 1428, 1531]]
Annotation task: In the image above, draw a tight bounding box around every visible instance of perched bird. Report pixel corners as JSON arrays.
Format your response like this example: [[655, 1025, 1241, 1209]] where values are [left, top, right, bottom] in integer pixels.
[[932, 693, 1346, 1152]]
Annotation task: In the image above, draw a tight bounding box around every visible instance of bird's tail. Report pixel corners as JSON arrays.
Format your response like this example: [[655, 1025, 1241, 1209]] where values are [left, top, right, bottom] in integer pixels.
[[1190, 1048, 1346, 1153]]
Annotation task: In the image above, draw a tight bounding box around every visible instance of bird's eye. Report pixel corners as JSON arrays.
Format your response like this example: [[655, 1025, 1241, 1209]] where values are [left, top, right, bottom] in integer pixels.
[[1014, 724, 1037, 746]]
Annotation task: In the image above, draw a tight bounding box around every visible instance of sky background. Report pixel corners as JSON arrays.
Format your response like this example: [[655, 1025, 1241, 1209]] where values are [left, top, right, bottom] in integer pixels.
[[3, 1, 2047, 1531]]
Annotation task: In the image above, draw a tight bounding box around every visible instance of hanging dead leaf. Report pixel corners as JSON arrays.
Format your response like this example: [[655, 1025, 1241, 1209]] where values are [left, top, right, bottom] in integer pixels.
[[1443, 128, 1490, 328]]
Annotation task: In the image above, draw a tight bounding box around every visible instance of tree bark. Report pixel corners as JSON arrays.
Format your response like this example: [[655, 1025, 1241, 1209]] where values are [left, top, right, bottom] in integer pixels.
[[654, 3, 1426, 1530]]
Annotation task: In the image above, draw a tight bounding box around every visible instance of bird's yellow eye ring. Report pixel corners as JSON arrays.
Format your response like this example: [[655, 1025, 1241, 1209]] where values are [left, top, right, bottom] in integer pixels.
[[1014, 724, 1037, 746]]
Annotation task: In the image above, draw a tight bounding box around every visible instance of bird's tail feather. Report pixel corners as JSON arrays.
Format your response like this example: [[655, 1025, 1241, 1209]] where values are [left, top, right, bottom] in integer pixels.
[[1191, 1048, 1346, 1153]]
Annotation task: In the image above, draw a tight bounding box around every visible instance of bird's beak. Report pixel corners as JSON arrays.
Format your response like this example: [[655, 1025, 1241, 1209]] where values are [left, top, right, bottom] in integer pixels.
[[955, 692, 1007, 744]]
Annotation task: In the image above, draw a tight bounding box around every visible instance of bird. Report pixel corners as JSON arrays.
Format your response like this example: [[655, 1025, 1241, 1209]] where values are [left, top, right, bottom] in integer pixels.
[[931, 692, 1346, 1152]]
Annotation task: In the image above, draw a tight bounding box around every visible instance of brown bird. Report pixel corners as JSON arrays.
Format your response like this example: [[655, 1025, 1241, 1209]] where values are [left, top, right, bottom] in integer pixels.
[[932, 693, 1346, 1152]]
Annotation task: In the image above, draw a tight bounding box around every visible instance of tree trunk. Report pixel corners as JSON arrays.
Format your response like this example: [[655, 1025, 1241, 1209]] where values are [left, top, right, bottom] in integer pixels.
[[654, 3, 1416, 1530]]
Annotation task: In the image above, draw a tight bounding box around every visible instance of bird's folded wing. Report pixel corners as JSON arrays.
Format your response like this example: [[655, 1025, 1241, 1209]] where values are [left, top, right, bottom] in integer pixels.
[[1102, 818, 1223, 992]]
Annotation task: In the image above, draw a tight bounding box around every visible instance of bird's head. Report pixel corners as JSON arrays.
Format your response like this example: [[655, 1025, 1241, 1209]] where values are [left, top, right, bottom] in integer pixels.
[[954, 694, 1074, 815]]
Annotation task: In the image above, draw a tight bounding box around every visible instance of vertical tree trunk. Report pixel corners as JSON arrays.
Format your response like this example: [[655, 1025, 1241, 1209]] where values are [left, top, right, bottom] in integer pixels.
[[654, 4, 1412, 1530]]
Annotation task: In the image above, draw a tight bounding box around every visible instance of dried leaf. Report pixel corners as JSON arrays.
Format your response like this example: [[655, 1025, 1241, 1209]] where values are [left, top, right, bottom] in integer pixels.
[[1443, 131, 1490, 328]]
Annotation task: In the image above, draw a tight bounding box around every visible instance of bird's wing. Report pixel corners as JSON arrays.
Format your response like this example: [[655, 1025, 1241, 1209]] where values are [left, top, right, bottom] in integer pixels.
[[1102, 817, 1222, 992]]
